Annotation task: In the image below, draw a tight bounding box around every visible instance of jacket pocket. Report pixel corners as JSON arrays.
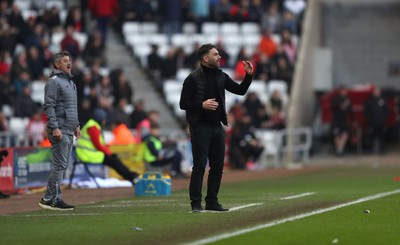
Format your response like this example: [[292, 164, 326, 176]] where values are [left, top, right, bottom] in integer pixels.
[[55, 110, 66, 128]]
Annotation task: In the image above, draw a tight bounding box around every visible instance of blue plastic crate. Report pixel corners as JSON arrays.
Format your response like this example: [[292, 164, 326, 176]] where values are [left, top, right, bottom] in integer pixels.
[[134, 172, 171, 196]]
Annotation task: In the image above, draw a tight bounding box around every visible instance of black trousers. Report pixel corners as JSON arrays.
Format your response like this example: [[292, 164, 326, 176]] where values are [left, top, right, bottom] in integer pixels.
[[103, 154, 136, 181], [189, 122, 225, 206]]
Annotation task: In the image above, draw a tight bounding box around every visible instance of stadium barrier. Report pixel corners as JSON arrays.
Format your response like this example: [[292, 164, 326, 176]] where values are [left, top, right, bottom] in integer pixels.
[[255, 127, 312, 168]]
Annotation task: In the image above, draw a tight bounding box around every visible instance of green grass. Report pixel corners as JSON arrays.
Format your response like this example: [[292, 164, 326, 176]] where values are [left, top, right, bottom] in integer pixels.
[[1, 165, 400, 245]]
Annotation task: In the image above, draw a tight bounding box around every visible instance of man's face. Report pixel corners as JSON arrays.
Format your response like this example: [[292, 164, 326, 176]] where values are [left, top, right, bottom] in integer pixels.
[[204, 48, 221, 68], [57, 55, 71, 73]]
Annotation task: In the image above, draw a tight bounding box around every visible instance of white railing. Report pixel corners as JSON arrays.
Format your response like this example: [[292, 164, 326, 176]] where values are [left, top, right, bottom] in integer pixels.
[[254, 127, 312, 168], [0, 132, 44, 147]]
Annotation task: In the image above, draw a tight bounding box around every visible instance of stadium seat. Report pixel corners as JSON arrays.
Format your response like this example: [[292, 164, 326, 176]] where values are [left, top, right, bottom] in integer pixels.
[[21, 9, 37, 21], [51, 32, 64, 48], [122, 22, 140, 37], [202, 22, 220, 34], [224, 46, 240, 67], [46, 0, 64, 10], [99, 67, 110, 77], [148, 34, 169, 46], [267, 80, 289, 103], [223, 68, 234, 78], [249, 80, 267, 93], [189, 34, 208, 46], [176, 68, 191, 82], [220, 23, 240, 35], [2, 104, 14, 117], [221, 34, 242, 48], [173, 103, 185, 118], [244, 46, 257, 57], [43, 68, 52, 77], [74, 32, 88, 50], [126, 34, 149, 47], [140, 22, 158, 34], [14, 0, 30, 10], [240, 23, 260, 35], [164, 84, 182, 107], [50, 31, 88, 52], [254, 129, 282, 168], [182, 22, 196, 34], [243, 34, 261, 48], [123, 104, 134, 114], [171, 34, 190, 48], [225, 93, 245, 111], [272, 34, 281, 44], [267, 80, 288, 95], [103, 130, 114, 144], [9, 117, 29, 133], [132, 44, 152, 67], [31, 81, 46, 105], [248, 80, 268, 103], [59, 10, 68, 24]]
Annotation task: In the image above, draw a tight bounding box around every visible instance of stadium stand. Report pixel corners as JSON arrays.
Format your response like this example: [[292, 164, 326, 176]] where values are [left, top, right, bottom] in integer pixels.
[[0, 0, 306, 170]]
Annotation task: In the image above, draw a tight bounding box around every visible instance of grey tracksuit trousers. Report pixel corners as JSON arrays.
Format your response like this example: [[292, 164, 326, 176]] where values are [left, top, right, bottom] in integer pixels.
[[43, 133, 74, 201]]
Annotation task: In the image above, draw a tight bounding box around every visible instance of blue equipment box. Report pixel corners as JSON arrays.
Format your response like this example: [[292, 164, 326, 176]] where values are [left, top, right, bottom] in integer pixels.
[[134, 172, 171, 196]]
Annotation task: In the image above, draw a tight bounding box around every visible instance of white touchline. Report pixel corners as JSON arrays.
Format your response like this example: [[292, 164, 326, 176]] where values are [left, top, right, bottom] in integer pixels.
[[280, 192, 316, 200], [186, 189, 400, 245], [190, 203, 264, 213], [228, 203, 263, 212]]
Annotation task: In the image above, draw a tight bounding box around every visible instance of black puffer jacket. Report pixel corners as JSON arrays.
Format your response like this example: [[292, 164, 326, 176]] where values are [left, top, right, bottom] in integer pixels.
[[179, 66, 252, 126]]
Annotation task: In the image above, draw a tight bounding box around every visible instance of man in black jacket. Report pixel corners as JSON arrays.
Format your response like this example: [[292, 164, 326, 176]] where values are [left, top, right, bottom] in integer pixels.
[[364, 87, 388, 154], [179, 43, 253, 212]]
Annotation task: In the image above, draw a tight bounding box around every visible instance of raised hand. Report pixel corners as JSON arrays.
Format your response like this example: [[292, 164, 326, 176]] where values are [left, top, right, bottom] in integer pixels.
[[242, 60, 254, 75]]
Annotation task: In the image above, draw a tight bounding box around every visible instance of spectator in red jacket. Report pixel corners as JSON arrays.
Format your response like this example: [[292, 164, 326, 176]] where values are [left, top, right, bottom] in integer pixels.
[[88, 0, 119, 46], [60, 25, 80, 59]]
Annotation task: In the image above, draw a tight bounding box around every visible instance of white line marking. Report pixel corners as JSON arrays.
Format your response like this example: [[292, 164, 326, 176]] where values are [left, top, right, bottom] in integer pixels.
[[280, 192, 316, 200], [20, 213, 101, 217], [189, 203, 263, 213], [186, 189, 400, 245], [228, 203, 263, 211]]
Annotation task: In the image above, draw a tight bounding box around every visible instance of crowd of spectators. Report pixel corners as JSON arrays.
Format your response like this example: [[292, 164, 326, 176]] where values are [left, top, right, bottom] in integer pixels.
[[0, 0, 306, 161], [133, 0, 305, 170], [141, 0, 305, 94], [225, 89, 286, 169], [0, 0, 139, 146], [328, 85, 398, 156]]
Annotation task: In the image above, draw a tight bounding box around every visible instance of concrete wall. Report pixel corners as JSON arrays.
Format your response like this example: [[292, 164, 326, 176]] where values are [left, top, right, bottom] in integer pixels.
[[287, 0, 322, 128], [321, 1, 400, 87]]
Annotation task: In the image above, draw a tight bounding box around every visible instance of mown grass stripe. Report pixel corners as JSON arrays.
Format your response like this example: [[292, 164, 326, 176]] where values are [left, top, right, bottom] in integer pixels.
[[187, 189, 400, 245]]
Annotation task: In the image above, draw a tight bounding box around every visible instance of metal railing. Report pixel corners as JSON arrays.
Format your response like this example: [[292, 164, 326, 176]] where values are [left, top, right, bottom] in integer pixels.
[[254, 127, 312, 168], [0, 132, 44, 147]]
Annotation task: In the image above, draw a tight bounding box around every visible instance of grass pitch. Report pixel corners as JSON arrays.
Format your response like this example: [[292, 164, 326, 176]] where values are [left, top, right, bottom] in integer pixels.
[[1, 164, 399, 245]]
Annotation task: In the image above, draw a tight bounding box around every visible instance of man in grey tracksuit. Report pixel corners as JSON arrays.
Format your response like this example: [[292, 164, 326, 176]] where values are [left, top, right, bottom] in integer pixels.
[[39, 51, 81, 211]]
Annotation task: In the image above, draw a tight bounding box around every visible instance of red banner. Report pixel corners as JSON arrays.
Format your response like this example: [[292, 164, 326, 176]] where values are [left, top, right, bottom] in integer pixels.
[[0, 148, 15, 191]]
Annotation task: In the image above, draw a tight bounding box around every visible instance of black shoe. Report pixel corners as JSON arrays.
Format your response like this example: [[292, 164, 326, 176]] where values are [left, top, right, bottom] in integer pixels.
[[0, 192, 10, 199], [131, 172, 140, 186], [205, 203, 229, 212], [191, 204, 204, 212], [38, 198, 53, 210], [50, 199, 75, 211]]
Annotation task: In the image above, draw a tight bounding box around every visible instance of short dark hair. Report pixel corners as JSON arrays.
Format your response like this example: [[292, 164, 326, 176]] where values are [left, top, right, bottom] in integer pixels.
[[197, 43, 216, 60], [51, 51, 70, 69]]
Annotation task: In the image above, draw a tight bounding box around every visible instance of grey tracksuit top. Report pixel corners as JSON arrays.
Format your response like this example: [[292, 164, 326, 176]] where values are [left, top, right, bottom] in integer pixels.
[[43, 70, 79, 136]]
